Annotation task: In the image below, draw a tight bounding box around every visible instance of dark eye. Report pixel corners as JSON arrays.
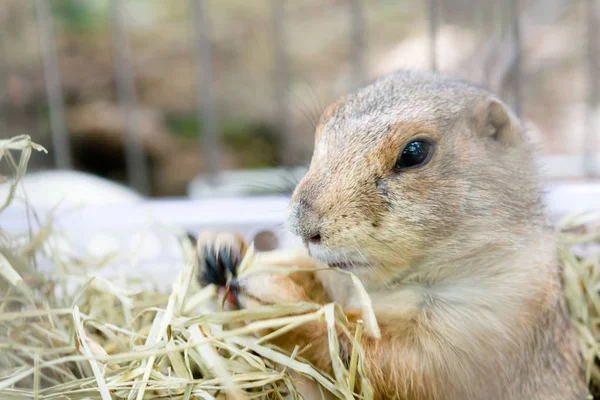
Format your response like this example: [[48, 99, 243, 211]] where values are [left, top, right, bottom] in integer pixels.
[[394, 140, 433, 171]]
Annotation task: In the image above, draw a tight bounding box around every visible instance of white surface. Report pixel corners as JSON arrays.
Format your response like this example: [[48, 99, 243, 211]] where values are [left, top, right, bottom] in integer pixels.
[[544, 182, 600, 218], [541, 154, 600, 179], [0, 170, 143, 209], [4, 183, 600, 245], [2, 181, 599, 291]]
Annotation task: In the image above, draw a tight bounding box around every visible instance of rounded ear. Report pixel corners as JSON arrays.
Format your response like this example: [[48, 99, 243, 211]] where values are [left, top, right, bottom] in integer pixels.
[[315, 94, 354, 142], [473, 97, 523, 146]]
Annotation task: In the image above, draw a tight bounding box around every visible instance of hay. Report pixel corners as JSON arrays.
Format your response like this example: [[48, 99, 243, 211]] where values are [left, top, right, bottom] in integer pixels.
[[0, 135, 599, 399], [0, 136, 372, 399], [559, 212, 600, 394]]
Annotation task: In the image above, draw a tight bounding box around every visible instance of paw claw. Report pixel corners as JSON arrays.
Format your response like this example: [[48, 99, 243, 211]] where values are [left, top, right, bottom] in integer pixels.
[[200, 245, 226, 286], [196, 231, 247, 289], [218, 247, 238, 277]]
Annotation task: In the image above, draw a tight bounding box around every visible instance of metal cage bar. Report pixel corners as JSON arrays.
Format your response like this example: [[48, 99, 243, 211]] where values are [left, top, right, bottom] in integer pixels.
[[428, 0, 439, 72], [585, 0, 599, 177], [35, 0, 71, 169], [510, 0, 522, 118], [191, 0, 219, 181], [0, 4, 8, 136], [271, 0, 294, 164], [348, 0, 366, 89], [110, 0, 150, 195]]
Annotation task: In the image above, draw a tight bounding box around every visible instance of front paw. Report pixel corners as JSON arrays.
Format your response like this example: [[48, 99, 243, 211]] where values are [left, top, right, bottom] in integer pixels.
[[196, 230, 247, 288], [196, 234, 329, 310], [236, 273, 313, 308], [235, 251, 330, 308]]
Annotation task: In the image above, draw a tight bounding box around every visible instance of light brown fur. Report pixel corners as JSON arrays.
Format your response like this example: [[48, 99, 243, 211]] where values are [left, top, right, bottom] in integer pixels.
[[197, 70, 587, 399]]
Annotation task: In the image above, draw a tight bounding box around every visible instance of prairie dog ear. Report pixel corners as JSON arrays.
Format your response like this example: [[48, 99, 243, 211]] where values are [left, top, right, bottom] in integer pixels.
[[473, 97, 523, 146]]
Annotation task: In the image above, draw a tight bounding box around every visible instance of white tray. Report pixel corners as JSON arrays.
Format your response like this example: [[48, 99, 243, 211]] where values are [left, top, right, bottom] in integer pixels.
[[3, 182, 600, 290]]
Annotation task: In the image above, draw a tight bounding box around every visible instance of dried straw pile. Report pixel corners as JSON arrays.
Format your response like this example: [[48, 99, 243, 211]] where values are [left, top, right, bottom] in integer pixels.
[[0, 135, 599, 399], [0, 136, 372, 400]]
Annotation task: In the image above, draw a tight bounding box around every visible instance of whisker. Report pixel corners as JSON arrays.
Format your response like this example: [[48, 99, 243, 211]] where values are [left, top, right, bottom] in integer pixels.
[[278, 172, 301, 193], [305, 83, 326, 120], [365, 231, 397, 256], [291, 89, 319, 130]]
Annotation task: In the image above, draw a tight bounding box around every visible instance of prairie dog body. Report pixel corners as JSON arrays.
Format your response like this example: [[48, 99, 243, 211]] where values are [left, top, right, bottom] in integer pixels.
[[197, 71, 586, 399]]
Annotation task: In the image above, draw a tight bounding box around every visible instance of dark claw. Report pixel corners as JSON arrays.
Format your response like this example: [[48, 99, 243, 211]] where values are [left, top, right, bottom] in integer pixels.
[[198, 244, 241, 288], [199, 245, 224, 286], [218, 246, 239, 277]]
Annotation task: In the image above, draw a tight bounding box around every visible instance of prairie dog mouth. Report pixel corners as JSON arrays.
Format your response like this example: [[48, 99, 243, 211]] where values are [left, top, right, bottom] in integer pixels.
[[327, 261, 361, 270], [308, 246, 369, 270]]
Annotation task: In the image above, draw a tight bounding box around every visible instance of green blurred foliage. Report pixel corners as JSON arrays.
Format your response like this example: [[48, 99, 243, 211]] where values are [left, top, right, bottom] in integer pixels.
[[222, 119, 280, 168], [165, 113, 200, 140], [165, 113, 280, 168], [51, 0, 107, 34]]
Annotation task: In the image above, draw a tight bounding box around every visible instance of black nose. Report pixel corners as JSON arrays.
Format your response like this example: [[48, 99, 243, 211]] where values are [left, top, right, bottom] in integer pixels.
[[287, 200, 322, 244]]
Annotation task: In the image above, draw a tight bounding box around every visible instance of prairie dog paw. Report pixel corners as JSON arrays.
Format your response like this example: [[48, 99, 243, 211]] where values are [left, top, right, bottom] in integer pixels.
[[237, 273, 312, 307], [196, 230, 247, 287], [237, 268, 330, 309]]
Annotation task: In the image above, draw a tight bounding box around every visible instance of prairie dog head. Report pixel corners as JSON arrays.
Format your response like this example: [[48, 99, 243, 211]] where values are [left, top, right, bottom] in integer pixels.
[[287, 71, 545, 288]]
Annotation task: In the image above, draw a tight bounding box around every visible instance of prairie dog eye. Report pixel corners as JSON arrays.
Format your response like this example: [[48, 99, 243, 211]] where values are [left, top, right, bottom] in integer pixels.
[[394, 139, 434, 171]]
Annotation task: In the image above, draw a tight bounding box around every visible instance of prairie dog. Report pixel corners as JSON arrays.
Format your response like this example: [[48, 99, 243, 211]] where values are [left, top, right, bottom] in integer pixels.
[[197, 71, 586, 399]]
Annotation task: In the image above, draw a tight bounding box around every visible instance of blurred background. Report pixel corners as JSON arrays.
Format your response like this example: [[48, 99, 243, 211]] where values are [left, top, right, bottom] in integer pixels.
[[0, 0, 598, 199]]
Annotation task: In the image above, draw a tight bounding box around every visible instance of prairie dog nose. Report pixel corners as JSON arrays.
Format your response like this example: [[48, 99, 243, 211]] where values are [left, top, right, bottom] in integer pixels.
[[287, 200, 322, 244]]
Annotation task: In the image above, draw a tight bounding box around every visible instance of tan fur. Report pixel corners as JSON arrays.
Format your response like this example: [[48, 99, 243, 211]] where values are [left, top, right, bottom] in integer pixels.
[[197, 71, 587, 399]]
